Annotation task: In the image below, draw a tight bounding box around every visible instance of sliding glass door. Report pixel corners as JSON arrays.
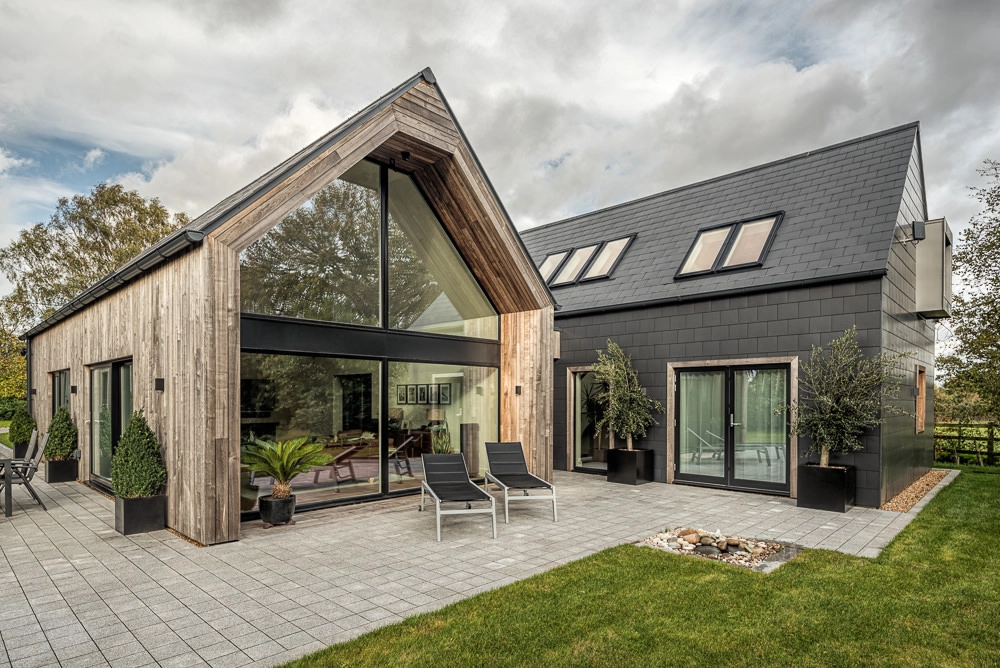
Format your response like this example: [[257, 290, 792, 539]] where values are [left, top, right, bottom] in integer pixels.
[[675, 365, 789, 494]]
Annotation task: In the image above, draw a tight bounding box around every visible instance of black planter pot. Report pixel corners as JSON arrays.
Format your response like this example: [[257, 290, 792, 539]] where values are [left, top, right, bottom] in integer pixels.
[[607, 448, 655, 485], [45, 459, 78, 483], [13, 442, 28, 459], [797, 464, 856, 512], [259, 494, 296, 527], [115, 494, 167, 535]]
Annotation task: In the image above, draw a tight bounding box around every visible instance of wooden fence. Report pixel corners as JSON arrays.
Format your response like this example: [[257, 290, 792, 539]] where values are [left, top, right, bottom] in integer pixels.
[[934, 422, 997, 466]]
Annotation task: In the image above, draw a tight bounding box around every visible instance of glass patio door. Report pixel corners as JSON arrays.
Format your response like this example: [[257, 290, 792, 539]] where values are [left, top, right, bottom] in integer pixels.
[[675, 365, 789, 494], [90, 361, 134, 485]]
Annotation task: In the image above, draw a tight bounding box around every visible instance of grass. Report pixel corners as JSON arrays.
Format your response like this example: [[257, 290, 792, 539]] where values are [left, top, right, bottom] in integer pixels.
[[0, 419, 10, 447], [285, 466, 1000, 667]]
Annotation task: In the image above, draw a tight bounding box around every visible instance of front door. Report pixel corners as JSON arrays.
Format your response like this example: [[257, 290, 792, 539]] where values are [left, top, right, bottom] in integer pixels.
[[90, 360, 133, 486], [675, 365, 789, 494]]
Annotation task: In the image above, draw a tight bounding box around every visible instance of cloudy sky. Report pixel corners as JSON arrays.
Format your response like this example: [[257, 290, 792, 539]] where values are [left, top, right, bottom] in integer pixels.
[[1, 0, 998, 293]]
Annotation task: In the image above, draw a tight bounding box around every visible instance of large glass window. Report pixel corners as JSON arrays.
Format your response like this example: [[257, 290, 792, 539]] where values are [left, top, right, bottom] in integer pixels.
[[388, 361, 498, 487], [241, 161, 382, 327], [90, 360, 132, 484], [677, 213, 782, 278], [52, 369, 70, 415], [388, 170, 498, 339], [240, 353, 382, 507]]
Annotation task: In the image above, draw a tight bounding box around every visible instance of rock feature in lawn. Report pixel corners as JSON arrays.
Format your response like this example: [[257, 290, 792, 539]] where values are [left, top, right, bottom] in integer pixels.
[[640, 528, 789, 570]]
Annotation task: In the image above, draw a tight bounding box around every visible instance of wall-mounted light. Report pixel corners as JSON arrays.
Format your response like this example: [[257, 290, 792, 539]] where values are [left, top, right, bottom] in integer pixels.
[[900, 220, 926, 245], [515, 385, 522, 395], [30, 388, 36, 395], [70, 385, 77, 394], [154, 378, 165, 392], [401, 151, 411, 161]]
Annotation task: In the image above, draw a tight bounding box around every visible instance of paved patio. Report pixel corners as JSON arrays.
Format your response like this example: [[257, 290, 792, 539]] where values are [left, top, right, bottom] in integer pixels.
[[0, 452, 957, 668]]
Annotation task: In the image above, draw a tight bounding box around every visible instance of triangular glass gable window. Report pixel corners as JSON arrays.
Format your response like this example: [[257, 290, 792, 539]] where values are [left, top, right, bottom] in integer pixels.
[[387, 170, 498, 340]]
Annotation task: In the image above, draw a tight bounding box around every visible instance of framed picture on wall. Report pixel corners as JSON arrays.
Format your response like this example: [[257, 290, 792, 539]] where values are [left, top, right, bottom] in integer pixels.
[[429, 384, 440, 404], [417, 384, 429, 404], [397, 385, 407, 405], [406, 385, 417, 404], [438, 383, 451, 405]]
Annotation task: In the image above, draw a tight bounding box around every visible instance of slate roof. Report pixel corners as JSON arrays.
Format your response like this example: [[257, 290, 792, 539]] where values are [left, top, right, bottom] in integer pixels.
[[520, 123, 923, 316]]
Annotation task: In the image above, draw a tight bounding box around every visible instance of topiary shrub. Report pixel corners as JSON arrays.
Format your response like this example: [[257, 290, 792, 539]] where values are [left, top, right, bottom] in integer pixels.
[[44, 406, 77, 461], [111, 409, 167, 498], [8, 404, 36, 447]]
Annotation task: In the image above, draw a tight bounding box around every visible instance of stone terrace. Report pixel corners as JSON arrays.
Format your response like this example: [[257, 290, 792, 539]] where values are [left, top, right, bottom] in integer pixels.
[[0, 459, 957, 668]]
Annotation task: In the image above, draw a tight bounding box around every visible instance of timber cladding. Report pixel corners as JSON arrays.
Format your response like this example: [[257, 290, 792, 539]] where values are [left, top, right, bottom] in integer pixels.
[[28, 242, 241, 546], [27, 73, 555, 543]]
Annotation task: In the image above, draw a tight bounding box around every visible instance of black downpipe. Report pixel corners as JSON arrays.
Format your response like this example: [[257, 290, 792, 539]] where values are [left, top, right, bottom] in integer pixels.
[[379, 164, 391, 493]]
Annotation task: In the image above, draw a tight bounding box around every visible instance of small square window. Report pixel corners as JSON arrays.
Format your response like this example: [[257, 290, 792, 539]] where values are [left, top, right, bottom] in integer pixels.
[[678, 226, 733, 276], [582, 236, 634, 281], [552, 244, 599, 285], [538, 251, 569, 281], [722, 216, 778, 268]]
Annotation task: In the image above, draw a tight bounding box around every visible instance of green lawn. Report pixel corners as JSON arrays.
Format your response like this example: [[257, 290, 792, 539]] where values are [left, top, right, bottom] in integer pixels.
[[286, 466, 1000, 667], [0, 419, 10, 447]]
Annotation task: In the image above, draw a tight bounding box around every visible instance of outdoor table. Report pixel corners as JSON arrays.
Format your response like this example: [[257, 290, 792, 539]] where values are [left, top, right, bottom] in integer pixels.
[[1, 458, 11, 517]]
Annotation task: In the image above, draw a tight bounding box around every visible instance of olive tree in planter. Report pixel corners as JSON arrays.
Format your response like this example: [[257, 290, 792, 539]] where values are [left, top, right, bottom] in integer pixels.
[[9, 404, 35, 459], [593, 339, 665, 485], [44, 406, 78, 482], [792, 327, 908, 512], [111, 410, 168, 535], [241, 437, 332, 528]]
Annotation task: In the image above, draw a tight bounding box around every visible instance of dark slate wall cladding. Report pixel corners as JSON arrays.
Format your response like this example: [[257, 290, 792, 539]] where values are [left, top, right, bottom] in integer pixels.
[[879, 137, 936, 504], [553, 278, 885, 506]]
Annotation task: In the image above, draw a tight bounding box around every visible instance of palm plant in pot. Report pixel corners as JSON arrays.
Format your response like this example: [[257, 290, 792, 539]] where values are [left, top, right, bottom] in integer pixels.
[[241, 437, 332, 528], [593, 339, 664, 485], [8, 404, 35, 460], [43, 406, 78, 483], [111, 410, 168, 534], [792, 327, 908, 511]]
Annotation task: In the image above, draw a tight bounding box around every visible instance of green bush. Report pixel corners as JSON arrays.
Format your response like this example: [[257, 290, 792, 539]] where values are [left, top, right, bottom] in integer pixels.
[[44, 406, 77, 461], [8, 404, 36, 447], [0, 396, 26, 420], [111, 410, 167, 498]]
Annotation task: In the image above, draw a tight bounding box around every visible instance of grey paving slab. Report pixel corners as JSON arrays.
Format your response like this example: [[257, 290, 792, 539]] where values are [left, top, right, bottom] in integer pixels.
[[0, 467, 957, 667]]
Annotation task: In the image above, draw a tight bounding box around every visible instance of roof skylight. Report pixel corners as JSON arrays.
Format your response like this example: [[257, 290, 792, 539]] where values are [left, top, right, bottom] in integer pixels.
[[537, 234, 636, 287], [676, 213, 782, 278]]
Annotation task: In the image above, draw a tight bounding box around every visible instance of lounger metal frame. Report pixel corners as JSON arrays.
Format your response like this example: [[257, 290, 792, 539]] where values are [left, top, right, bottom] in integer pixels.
[[419, 454, 497, 541], [483, 442, 557, 524]]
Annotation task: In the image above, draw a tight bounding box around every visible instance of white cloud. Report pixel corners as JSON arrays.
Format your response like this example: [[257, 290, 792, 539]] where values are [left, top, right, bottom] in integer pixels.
[[81, 148, 106, 171], [0, 147, 28, 176]]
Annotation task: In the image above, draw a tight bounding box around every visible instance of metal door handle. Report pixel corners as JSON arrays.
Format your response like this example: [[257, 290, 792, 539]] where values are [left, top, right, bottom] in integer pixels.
[[730, 415, 741, 427]]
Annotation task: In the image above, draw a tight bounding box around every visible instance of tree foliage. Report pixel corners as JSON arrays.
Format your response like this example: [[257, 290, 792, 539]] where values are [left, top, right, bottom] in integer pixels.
[[793, 327, 908, 467], [0, 183, 188, 331], [44, 405, 78, 461], [938, 159, 1000, 424], [0, 326, 26, 398], [111, 409, 168, 498], [592, 339, 664, 450]]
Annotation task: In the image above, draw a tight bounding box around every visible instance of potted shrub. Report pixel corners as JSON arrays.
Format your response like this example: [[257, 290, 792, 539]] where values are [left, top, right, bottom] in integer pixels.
[[44, 406, 78, 482], [593, 339, 665, 485], [111, 410, 168, 534], [241, 437, 332, 528], [792, 327, 907, 511], [9, 404, 35, 460], [430, 423, 452, 454]]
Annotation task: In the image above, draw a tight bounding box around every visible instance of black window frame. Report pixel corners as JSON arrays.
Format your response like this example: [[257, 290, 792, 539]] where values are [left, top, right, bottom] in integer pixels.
[[543, 233, 638, 289], [674, 212, 784, 279], [549, 243, 602, 287], [51, 368, 71, 416], [537, 248, 573, 283]]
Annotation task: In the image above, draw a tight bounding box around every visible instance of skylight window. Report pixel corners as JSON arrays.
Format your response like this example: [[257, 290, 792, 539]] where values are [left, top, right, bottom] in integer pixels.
[[538, 251, 569, 282], [581, 236, 633, 281], [676, 213, 783, 278], [552, 244, 599, 285]]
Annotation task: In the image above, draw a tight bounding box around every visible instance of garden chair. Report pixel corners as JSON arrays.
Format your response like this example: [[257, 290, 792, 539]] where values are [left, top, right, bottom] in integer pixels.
[[484, 442, 557, 523], [687, 428, 723, 463], [419, 453, 496, 541], [0, 433, 49, 511], [389, 435, 415, 480]]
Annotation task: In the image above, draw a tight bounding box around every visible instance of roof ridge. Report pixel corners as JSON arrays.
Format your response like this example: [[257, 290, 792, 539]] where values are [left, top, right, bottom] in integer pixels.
[[523, 121, 920, 234]]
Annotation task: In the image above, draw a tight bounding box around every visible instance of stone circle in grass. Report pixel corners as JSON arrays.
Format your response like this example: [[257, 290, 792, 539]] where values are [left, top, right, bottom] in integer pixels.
[[640, 527, 795, 571]]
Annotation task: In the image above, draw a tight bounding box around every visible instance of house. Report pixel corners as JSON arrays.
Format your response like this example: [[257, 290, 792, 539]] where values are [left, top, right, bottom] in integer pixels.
[[23, 69, 556, 545], [520, 123, 950, 507]]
